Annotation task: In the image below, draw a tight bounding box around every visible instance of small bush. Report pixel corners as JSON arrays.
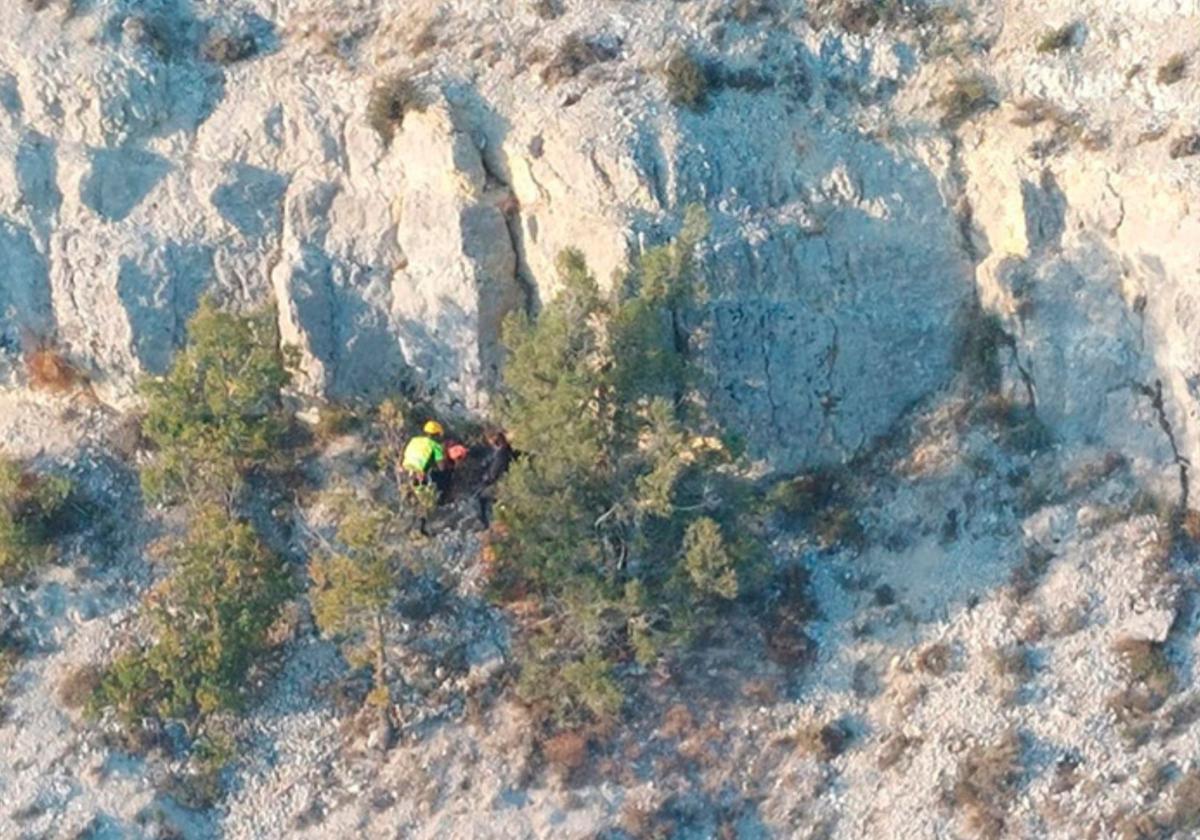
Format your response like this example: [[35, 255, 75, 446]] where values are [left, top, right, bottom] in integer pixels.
[[955, 308, 1010, 392], [541, 33, 618, 86], [314, 403, 360, 441], [367, 75, 427, 146], [26, 348, 83, 392], [1157, 53, 1189, 85], [90, 508, 292, 728], [542, 730, 589, 774], [917, 641, 953, 676], [1169, 133, 1200, 159], [664, 49, 709, 110], [57, 663, 103, 710], [201, 31, 258, 65], [938, 74, 995, 128], [951, 730, 1024, 839], [516, 651, 624, 730], [0, 458, 73, 583], [0, 632, 22, 695], [1113, 637, 1176, 706], [731, 0, 774, 24], [877, 732, 920, 770], [1009, 546, 1053, 598], [531, 0, 564, 20], [1166, 770, 1200, 832], [796, 719, 852, 761], [1035, 23, 1079, 53], [835, 1, 883, 34], [410, 19, 439, 55]]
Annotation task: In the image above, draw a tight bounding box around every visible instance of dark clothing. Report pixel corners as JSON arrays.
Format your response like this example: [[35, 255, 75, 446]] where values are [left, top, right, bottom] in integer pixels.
[[478, 439, 514, 527], [481, 441, 514, 488]]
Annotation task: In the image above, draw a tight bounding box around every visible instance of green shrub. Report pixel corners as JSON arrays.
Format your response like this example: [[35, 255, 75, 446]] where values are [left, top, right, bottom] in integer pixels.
[[664, 49, 709, 110], [1035, 23, 1079, 53], [937, 74, 995, 128], [139, 298, 293, 508], [1158, 53, 1189, 85], [367, 75, 427, 146], [0, 458, 73, 583], [90, 507, 292, 728], [492, 208, 761, 731]]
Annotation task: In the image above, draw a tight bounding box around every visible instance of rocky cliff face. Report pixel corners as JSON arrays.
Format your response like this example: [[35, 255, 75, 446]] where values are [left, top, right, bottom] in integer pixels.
[[3, 1, 1197, 475]]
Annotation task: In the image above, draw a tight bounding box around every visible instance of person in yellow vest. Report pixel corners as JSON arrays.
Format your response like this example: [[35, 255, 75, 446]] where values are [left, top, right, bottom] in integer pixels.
[[402, 421, 448, 495]]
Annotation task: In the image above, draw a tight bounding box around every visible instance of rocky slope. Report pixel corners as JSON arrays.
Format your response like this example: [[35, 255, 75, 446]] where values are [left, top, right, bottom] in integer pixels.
[[3, 0, 1200, 838]]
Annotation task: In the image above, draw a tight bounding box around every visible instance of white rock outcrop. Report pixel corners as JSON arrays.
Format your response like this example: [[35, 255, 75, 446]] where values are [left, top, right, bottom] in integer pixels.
[[1, 0, 1197, 474]]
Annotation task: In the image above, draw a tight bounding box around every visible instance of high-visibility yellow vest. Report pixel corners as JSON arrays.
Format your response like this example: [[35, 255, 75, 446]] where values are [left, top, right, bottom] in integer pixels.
[[402, 436, 444, 473]]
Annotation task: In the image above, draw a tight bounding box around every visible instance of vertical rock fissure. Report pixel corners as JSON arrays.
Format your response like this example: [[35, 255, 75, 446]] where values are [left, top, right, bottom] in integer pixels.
[[1134, 379, 1190, 509], [476, 147, 536, 315]]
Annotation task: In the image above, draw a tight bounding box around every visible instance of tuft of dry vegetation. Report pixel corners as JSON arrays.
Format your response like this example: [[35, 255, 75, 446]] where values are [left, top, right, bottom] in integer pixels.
[[530, 0, 564, 20], [57, 664, 103, 710], [201, 31, 258, 65], [730, 0, 775, 24], [314, 403, 360, 441], [1009, 546, 1053, 599], [26, 348, 84, 393], [988, 643, 1034, 705], [542, 730, 589, 775], [877, 732, 921, 771], [796, 719, 852, 761], [1108, 636, 1177, 744], [664, 49, 710, 110], [938, 74, 996, 128], [916, 641, 953, 676], [1035, 22, 1080, 53], [1169, 133, 1200, 159], [950, 730, 1024, 839], [541, 33, 618, 86], [1157, 53, 1189, 85], [366, 74, 427, 146]]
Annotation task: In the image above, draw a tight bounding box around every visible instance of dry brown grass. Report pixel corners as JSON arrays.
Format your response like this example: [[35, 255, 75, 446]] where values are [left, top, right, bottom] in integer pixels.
[[366, 74, 426, 145], [658, 704, 695, 740], [950, 730, 1024, 839], [57, 663, 102, 710], [1108, 637, 1177, 744], [877, 732, 921, 771], [541, 33, 618, 86], [795, 719, 851, 761], [542, 730, 588, 774], [26, 348, 83, 392], [916, 641, 953, 676]]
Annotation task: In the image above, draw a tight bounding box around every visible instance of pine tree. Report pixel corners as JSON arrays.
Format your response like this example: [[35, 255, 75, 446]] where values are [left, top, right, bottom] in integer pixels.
[[92, 506, 292, 727], [309, 491, 411, 738], [140, 297, 294, 508], [491, 212, 760, 730]]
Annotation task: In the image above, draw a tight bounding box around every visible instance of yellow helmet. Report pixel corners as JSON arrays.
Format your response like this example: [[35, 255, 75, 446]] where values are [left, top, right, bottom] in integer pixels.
[[423, 420, 444, 437]]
